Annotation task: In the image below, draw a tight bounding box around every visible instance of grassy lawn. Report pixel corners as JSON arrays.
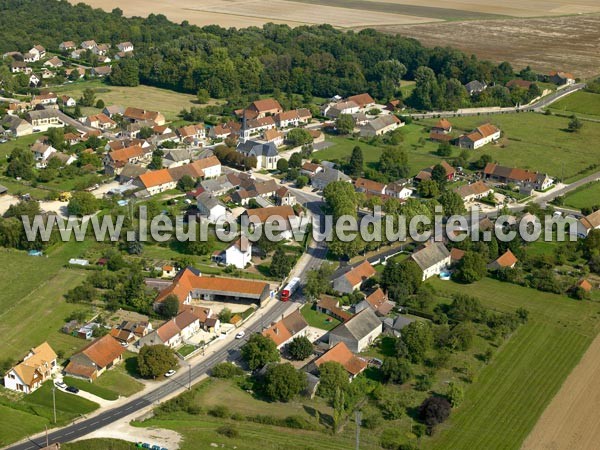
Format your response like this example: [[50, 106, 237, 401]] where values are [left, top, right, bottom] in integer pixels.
[[177, 344, 197, 358], [563, 181, 600, 209], [313, 124, 444, 176], [63, 377, 119, 401], [93, 363, 145, 397], [53, 79, 213, 121], [0, 242, 94, 362], [420, 112, 600, 181], [426, 277, 600, 450], [63, 439, 137, 450], [137, 377, 381, 450], [549, 91, 600, 119], [0, 133, 41, 160], [300, 303, 341, 330]]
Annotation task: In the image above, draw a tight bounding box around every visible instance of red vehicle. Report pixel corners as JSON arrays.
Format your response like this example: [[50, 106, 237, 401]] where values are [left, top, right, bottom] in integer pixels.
[[280, 277, 300, 301]]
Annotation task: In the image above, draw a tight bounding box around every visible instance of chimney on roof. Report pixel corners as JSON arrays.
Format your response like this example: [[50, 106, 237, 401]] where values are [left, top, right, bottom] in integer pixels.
[[274, 327, 279, 335]]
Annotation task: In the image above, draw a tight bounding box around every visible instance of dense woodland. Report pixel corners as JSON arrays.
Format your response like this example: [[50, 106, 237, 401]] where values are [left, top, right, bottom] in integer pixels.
[[0, 0, 532, 109]]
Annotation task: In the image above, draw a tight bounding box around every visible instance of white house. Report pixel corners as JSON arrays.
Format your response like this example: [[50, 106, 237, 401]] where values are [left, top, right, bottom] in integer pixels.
[[31, 141, 57, 168], [359, 115, 403, 137], [411, 242, 451, 281], [262, 309, 309, 349], [328, 308, 382, 353], [117, 42, 134, 53], [3, 342, 57, 393], [458, 123, 501, 150], [455, 181, 494, 203], [224, 236, 252, 269], [197, 192, 227, 222]]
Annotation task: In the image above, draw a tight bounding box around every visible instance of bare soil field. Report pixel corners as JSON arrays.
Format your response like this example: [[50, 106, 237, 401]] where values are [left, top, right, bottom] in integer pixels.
[[376, 14, 600, 78], [521, 330, 600, 450], [70, 0, 444, 28]]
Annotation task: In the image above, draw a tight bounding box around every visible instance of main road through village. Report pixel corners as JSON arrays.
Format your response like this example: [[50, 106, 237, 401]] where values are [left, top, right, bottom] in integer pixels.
[[5, 191, 328, 450]]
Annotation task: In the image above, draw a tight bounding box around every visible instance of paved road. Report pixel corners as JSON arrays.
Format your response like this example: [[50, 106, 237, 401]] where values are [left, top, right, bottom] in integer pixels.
[[6, 189, 329, 450], [408, 83, 585, 119], [531, 171, 600, 206]]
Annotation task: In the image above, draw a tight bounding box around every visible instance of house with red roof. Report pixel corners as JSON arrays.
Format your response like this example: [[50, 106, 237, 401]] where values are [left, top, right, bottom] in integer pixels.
[[458, 123, 501, 149], [262, 309, 309, 349], [332, 261, 377, 294], [310, 342, 368, 379], [64, 335, 126, 381]]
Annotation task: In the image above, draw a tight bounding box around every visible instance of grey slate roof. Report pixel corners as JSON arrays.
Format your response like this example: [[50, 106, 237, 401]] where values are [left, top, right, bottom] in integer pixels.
[[410, 242, 450, 271], [329, 308, 381, 342], [237, 140, 278, 157], [312, 167, 350, 185]]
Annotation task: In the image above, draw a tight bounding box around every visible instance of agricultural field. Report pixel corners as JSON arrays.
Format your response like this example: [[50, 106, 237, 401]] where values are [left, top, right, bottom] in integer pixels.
[[549, 91, 600, 119], [420, 112, 600, 182], [563, 181, 600, 210], [377, 14, 600, 78], [0, 241, 94, 362], [53, 79, 209, 121], [426, 277, 600, 450]]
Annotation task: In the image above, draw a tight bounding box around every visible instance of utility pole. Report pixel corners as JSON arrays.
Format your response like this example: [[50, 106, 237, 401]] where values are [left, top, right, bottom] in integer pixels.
[[355, 410, 362, 450], [52, 386, 57, 424]]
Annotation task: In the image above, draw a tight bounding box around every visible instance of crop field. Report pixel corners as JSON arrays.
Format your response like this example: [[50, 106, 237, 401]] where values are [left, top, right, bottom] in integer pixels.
[[427, 278, 600, 450], [420, 112, 600, 181], [53, 80, 207, 121], [378, 14, 600, 78]]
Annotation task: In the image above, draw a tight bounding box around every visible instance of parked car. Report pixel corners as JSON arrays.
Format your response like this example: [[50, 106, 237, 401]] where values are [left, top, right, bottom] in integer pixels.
[[151, 445, 161, 450], [235, 331, 245, 339], [164, 369, 176, 377], [66, 386, 79, 394], [54, 380, 67, 390]]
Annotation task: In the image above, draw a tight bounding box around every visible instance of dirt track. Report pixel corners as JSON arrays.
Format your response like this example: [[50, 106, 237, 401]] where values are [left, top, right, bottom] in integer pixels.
[[521, 331, 600, 450]]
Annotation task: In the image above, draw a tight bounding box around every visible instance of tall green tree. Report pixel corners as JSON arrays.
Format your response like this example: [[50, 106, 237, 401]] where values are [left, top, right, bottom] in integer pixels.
[[241, 333, 279, 370], [348, 146, 364, 177]]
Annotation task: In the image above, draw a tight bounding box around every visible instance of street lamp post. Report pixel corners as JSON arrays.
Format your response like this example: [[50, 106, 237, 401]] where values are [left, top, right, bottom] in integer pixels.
[[52, 386, 57, 424]]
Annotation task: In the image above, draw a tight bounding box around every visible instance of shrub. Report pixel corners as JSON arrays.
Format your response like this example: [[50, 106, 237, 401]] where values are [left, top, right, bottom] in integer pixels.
[[208, 405, 230, 418], [419, 396, 451, 427], [217, 424, 239, 438], [211, 362, 244, 378]]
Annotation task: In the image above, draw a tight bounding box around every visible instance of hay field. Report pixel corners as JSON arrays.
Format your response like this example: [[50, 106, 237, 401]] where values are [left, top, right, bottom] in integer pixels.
[[70, 0, 444, 28], [521, 331, 600, 450], [377, 14, 600, 78]]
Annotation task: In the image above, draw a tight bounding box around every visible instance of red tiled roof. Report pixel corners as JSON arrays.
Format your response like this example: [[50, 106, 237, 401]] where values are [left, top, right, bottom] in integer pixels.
[[343, 261, 376, 287], [315, 342, 367, 376], [78, 335, 125, 369], [347, 93, 375, 108]]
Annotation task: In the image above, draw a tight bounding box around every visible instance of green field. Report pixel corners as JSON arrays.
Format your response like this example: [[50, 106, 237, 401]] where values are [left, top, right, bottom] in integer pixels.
[[563, 181, 600, 209], [421, 112, 600, 182], [426, 277, 600, 450], [137, 377, 381, 450], [53, 79, 214, 121], [0, 382, 99, 446], [314, 124, 444, 175], [549, 91, 600, 119], [0, 242, 94, 362]]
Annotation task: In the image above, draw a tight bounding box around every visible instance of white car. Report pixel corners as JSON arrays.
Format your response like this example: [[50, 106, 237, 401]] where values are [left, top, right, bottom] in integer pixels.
[[54, 380, 67, 390], [164, 369, 177, 377], [235, 331, 246, 339]]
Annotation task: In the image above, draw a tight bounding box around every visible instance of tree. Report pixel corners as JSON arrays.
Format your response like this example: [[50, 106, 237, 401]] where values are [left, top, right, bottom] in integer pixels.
[[211, 362, 244, 378], [95, 99, 105, 109], [6, 147, 34, 180], [381, 357, 412, 384], [436, 141, 452, 157], [295, 175, 309, 188], [196, 88, 210, 104], [287, 336, 313, 360], [137, 345, 178, 379], [177, 175, 196, 192], [348, 146, 364, 177], [288, 152, 302, 168], [80, 88, 96, 107], [161, 294, 180, 318], [241, 333, 279, 370], [418, 179, 439, 198], [419, 396, 451, 427], [401, 321, 433, 363], [431, 164, 448, 185], [447, 294, 485, 322], [304, 264, 334, 299], [270, 248, 293, 278], [218, 307, 232, 323], [286, 128, 313, 146], [473, 154, 493, 170], [335, 114, 355, 135], [454, 251, 487, 283], [276, 158, 289, 172], [263, 363, 307, 402], [67, 192, 99, 216], [378, 146, 409, 180], [108, 59, 140, 86], [317, 361, 349, 402], [439, 190, 465, 216], [149, 149, 164, 170], [568, 115, 583, 132], [381, 259, 423, 301], [138, 127, 153, 139]]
